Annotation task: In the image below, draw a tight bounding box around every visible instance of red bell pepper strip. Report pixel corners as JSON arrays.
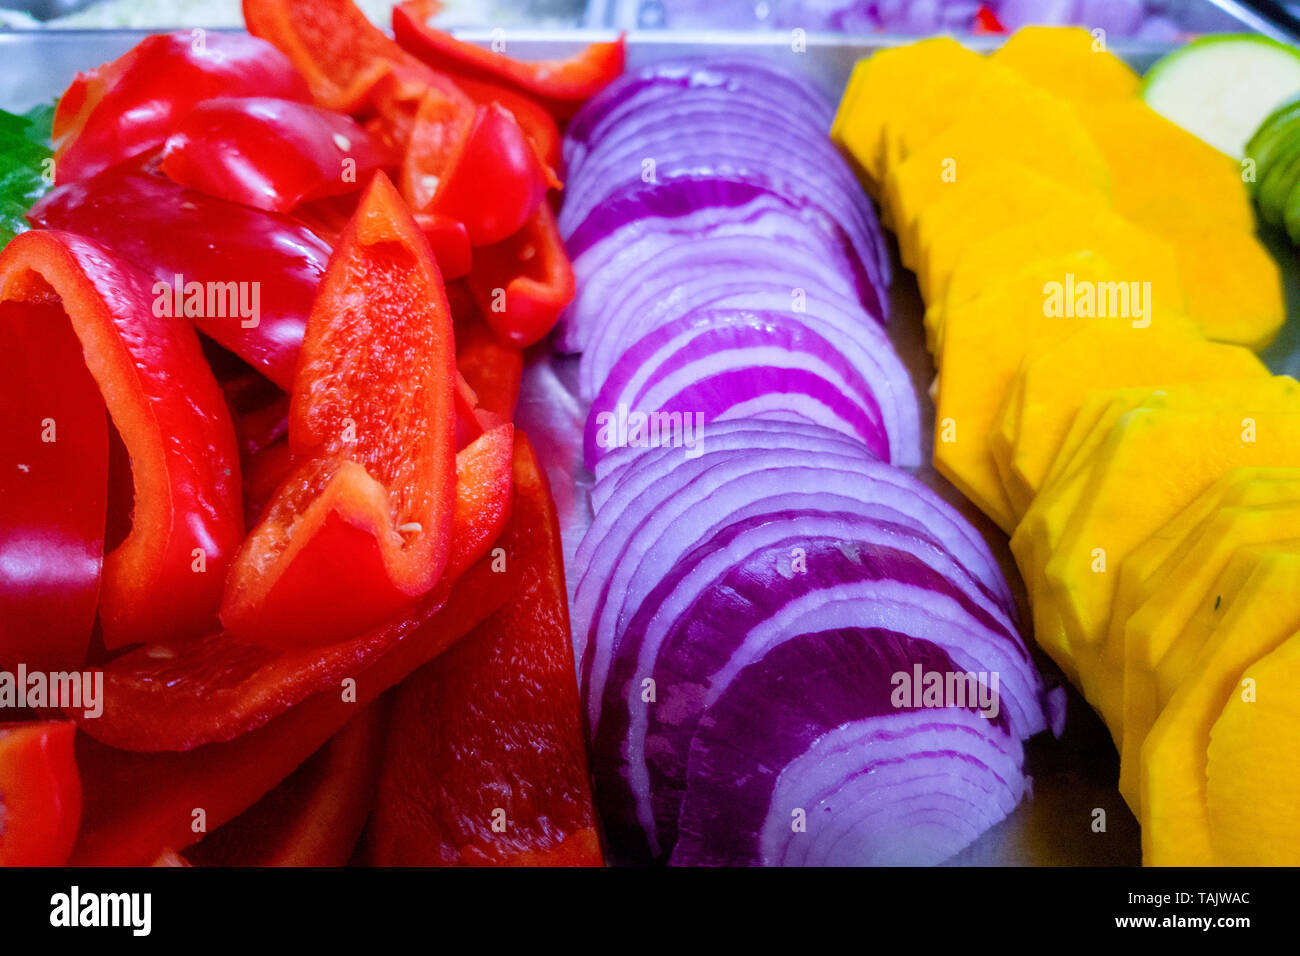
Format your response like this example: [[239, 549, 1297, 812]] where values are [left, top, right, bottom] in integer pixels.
[[208, 348, 291, 458], [392, 2, 625, 120], [185, 700, 387, 866], [53, 31, 312, 184], [452, 298, 523, 421], [449, 74, 563, 182], [402, 90, 548, 247], [29, 164, 332, 391], [77, 424, 514, 753], [0, 721, 82, 866], [71, 432, 535, 865], [242, 0, 466, 127], [0, 299, 107, 671], [466, 202, 575, 348], [242, 438, 293, 527], [0, 230, 243, 651], [367, 433, 602, 866], [242, 0, 556, 244], [160, 97, 393, 214], [413, 211, 472, 280], [220, 172, 457, 649]]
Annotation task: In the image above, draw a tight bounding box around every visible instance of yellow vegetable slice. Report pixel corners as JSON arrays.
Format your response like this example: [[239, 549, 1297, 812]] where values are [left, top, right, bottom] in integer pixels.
[[1142, 544, 1300, 864], [1043, 377, 1300, 693], [1152, 504, 1300, 705], [1126, 197, 1285, 350], [989, 370, 1027, 520], [925, 249, 1119, 356], [831, 38, 985, 198], [1205, 631, 1300, 865], [884, 82, 1111, 265], [1078, 100, 1254, 230], [877, 52, 1013, 195], [1117, 477, 1300, 809], [1002, 330, 1267, 511], [1012, 388, 1163, 677], [1113, 498, 1300, 719], [992, 26, 1140, 103], [912, 163, 1105, 302], [938, 205, 1187, 325], [933, 263, 1198, 533]]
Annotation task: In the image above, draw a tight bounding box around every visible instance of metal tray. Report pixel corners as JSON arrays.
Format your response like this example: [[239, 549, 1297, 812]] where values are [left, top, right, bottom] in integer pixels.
[[5, 28, 1296, 866], [587, 0, 1299, 38], [0, 26, 1243, 109]]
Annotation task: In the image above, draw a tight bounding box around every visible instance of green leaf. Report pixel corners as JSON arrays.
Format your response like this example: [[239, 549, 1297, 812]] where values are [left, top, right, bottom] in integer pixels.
[[0, 101, 56, 249]]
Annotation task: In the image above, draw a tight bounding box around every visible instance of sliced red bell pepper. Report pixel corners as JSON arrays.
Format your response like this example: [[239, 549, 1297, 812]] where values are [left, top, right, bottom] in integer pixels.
[[449, 74, 563, 182], [243, 0, 554, 248], [29, 163, 332, 390], [242, 0, 464, 122], [0, 721, 82, 866], [77, 424, 514, 753], [208, 348, 291, 458], [402, 91, 548, 247], [413, 211, 472, 280], [160, 97, 393, 214], [220, 172, 457, 649], [243, 438, 293, 527], [71, 432, 536, 866], [0, 298, 107, 671], [0, 230, 243, 651], [392, 2, 625, 120], [367, 432, 602, 866], [293, 195, 353, 247], [466, 202, 575, 348], [185, 700, 387, 866], [973, 5, 1005, 33], [54, 31, 312, 184], [452, 295, 523, 421]]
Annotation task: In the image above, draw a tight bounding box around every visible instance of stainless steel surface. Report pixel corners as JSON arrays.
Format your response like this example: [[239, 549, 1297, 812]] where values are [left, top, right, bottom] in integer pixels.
[[4, 26, 1290, 866], [591, 0, 1299, 39], [0, 27, 1179, 109]]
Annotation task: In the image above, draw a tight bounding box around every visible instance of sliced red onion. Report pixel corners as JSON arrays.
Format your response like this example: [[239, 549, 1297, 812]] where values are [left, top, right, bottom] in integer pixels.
[[586, 317, 890, 466], [565, 159, 885, 309], [560, 58, 889, 292], [587, 417, 870, 511], [587, 518, 1044, 860], [581, 421, 1010, 607], [577, 273, 898, 422], [563, 96, 869, 234], [585, 308, 919, 469], [574, 453, 1021, 727], [561, 199, 869, 357], [557, 56, 1043, 866], [995, 0, 1078, 28], [564, 59, 836, 170], [562, 175, 881, 311], [668, 629, 1024, 866]]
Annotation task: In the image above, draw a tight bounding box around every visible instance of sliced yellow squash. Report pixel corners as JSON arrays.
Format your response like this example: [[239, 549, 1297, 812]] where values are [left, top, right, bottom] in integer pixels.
[[1142, 544, 1300, 863], [1002, 330, 1267, 511], [1205, 631, 1300, 865], [831, 37, 985, 198], [992, 26, 1140, 103], [884, 82, 1111, 263], [1042, 377, 1300, 693]]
